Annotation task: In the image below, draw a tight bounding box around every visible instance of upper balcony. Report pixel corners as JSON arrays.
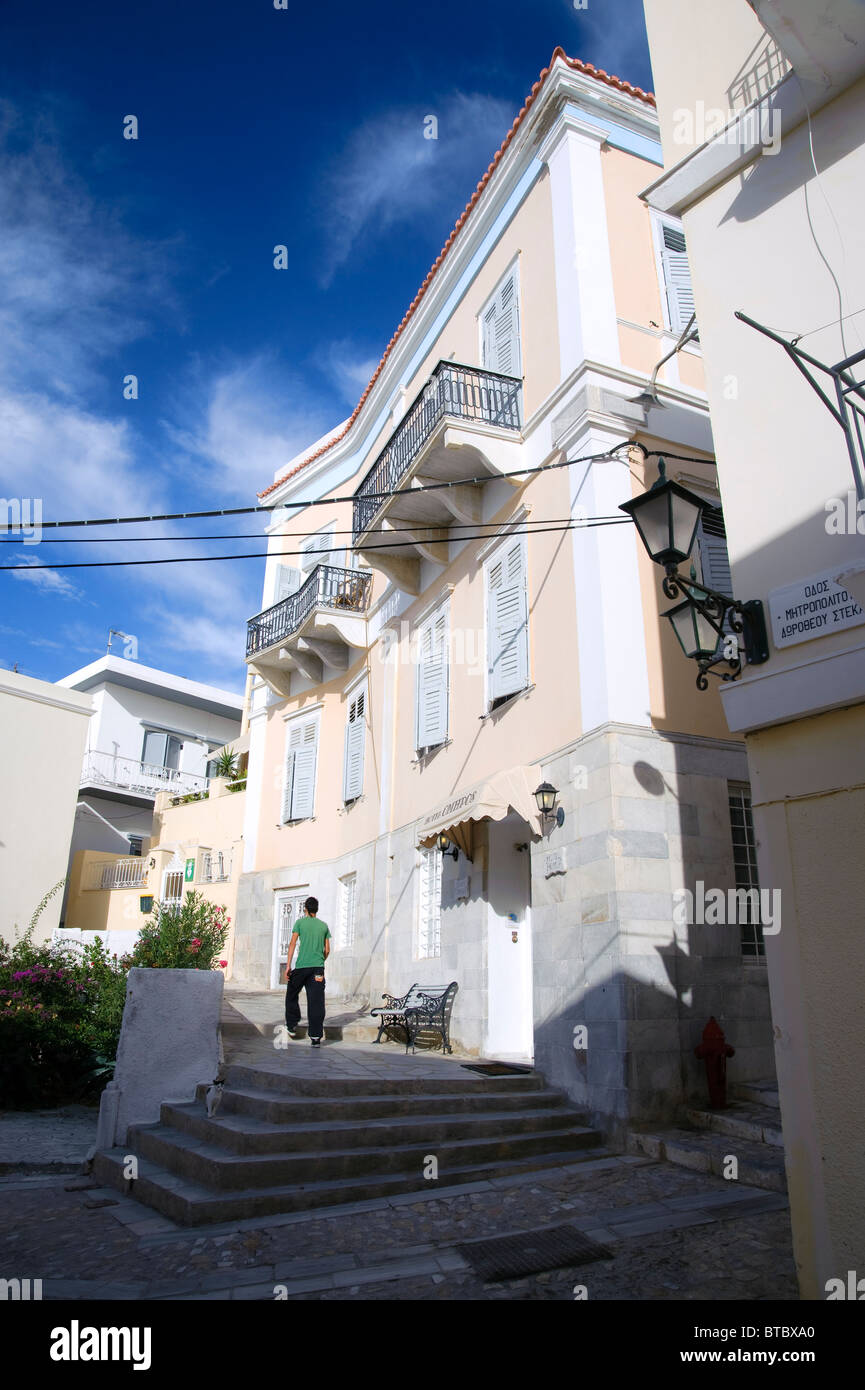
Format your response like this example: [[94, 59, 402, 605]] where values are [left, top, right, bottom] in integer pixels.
[[246, 562, 373, 695], [352, 361, 522, 593], [81, 750, 208, 802]]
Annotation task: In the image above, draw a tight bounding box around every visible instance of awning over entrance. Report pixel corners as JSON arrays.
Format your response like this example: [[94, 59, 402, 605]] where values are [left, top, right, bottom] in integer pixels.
[[415, 766, 539, 860]]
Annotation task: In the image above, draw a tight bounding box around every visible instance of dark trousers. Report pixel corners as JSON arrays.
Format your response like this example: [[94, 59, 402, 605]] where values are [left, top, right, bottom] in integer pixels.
[[285, 967, 326, 1038]]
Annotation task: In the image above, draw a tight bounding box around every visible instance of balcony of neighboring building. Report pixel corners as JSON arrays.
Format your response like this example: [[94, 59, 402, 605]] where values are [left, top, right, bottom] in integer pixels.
[[80, 749, 209, 803], [352, 360, 523, 594], [246, 562, 373, 696]]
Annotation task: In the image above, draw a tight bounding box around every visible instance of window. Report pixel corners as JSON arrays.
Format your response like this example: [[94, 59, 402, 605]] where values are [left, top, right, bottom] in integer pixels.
[[127, 836, 143, 858], [301, 526, 335, 572], [199, 849, 213, 883], [282, 715, 319, 822], [142, 730, 182, 771], [338, 872, 357, 949], [274, 564, 303, 603], [659, 220, 697, 335], [486, 538, 529, 708], [481, 265, 521, 377], [416, 607, 449, 752], [343, 687, 366, 802], [418, 848, 442, 959], [728, 783, 764, 959]]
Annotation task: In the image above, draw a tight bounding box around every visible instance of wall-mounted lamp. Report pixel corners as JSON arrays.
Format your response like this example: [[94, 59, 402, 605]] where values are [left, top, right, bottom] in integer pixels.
[[619, 459, 769, 690], [436, 832, 459, 861], [533, 782, 565, 828]]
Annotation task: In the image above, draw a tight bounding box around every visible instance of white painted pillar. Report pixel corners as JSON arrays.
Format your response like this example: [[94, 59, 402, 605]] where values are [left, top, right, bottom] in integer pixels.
[[540, 112, 621, 376], [569, 427, 652, 732]]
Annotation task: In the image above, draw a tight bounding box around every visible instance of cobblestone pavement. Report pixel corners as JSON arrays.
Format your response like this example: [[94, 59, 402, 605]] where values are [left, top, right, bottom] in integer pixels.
[[0, 1105, 98, 1172], [0, 1154, 799, 1301]]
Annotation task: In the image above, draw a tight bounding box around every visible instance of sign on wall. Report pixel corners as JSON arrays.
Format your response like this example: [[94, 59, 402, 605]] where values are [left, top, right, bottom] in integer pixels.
[[184, 859, 195, 882], [768, 566, 865, 649]]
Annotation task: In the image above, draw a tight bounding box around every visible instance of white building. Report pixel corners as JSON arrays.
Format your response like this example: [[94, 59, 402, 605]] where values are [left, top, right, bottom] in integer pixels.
[[57, 657, 244, 899]]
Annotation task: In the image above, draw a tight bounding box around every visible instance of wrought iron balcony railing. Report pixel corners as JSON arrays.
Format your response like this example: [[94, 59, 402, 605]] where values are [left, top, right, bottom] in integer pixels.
[[352, 361, 522, 540], [246, 563, 373, 658], [81, 751, 208, 798]]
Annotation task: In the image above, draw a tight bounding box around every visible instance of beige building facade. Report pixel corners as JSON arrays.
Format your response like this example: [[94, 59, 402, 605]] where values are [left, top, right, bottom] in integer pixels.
[[0, 670, 93, 942], [235, 50, 776, 1138], [642, 0, 865, 1296]]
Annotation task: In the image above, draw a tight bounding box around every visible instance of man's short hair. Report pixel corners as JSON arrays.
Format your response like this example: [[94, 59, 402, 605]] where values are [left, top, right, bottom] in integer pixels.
[[305, 896, 319, 916]]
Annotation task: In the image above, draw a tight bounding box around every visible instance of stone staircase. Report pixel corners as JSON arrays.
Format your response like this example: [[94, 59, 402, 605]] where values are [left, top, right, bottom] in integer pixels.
[[627, 1079, 787, 1192], [92, 1062, 607, 1226]]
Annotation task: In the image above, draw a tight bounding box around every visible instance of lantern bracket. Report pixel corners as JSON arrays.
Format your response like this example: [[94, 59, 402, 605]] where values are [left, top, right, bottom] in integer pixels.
[[662, 565, 770, 690]]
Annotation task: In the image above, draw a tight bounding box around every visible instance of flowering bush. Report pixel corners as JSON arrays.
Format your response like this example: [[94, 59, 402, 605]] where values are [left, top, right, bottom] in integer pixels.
[[0, 933, 128, 1108], [121, 892, 230, 972]]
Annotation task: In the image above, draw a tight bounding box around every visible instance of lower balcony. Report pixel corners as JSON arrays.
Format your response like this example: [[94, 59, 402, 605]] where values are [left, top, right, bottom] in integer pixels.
[[81, 751, 209, 801], [246, 563, 372, 695]]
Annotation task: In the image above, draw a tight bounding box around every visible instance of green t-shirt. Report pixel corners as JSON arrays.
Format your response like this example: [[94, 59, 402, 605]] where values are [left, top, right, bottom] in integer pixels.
[[292, 916, 331, 970]]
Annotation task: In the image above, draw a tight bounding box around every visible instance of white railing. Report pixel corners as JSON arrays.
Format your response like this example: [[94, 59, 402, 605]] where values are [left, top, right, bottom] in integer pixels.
[[84, 857, 149, 891], [199, 849, 232, 883], [81, 749, 209, 798]]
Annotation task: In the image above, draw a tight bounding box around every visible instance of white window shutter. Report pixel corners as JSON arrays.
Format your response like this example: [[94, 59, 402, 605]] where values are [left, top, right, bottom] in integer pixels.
[[275, 565, 302, 603], [283, 717, 318, 821], [488, 540, 529, 701], [661, 223, 696, 334], [343, 689, 366, 801], [416, 610, 448, 749], [290, 719, 318, 819], [697, 511, 733, 596], [482, 269, 521, 377]]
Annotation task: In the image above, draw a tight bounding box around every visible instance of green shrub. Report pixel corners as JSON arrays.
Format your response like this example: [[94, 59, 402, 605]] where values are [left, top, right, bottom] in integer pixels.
[[0, 930, 128, 1108], [121, 892, 229, 972]]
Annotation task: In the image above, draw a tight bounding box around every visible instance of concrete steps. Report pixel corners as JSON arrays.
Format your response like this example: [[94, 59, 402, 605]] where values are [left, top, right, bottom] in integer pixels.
[[92, 1061, 605, 1225], [627, 1078, 786, 1193]]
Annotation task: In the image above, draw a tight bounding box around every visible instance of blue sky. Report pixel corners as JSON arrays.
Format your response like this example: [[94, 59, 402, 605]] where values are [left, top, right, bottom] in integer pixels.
[[0, 0, 653, 695]]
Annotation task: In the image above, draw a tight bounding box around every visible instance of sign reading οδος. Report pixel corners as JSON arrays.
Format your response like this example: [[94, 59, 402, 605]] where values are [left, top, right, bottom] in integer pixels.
[[769, 566, 865, 648]]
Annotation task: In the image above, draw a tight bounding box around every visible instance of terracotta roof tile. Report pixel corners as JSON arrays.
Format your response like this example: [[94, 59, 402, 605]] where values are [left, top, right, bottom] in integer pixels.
[[259, 48, 655, 499]]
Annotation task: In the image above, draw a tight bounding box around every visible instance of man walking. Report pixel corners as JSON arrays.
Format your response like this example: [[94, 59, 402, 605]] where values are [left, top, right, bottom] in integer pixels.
[[284, 896, 331, 1047]]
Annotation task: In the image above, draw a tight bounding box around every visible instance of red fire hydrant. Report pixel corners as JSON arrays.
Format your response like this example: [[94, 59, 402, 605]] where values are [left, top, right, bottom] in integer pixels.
[[695, 1017, 735, 1109]]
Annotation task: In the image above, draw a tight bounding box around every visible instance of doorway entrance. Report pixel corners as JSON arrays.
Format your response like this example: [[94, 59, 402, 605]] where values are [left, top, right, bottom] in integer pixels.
[[271, 889, 308, 989], [485, 812, 534, 1062]]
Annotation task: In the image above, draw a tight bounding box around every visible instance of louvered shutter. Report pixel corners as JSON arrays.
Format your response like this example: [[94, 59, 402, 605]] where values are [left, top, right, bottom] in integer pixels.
[[416, 609, 448, 749], [697, 509, 733, 596], [281, 722, 301, 822], [275, 565, 302, 602], [488, 540, 529, 702], [482, 269, 521, 377], [283, 717, 318, 820], [343, 689, 366, 801], [661, 223, 696, 334]]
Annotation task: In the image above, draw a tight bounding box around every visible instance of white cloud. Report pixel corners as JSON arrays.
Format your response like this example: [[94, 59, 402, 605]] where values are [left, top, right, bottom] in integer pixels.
[[316, 91, 517, 286], [10, 555, 82, 599]]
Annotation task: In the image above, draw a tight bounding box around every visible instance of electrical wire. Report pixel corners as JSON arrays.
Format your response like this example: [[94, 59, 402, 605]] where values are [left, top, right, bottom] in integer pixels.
[[0, 443, 717, 534], [0, 515, 631, 545], [0, 517, 633, 572]]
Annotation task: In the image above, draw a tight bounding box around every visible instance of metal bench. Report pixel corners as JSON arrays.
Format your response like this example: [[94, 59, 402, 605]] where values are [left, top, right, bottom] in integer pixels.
[[371, 981, 458, 1054]]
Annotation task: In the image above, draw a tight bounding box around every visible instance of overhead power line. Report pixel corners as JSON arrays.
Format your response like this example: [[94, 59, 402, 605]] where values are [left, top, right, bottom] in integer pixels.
[[1, 444, 716, 534], [0, 517, 633, 572]]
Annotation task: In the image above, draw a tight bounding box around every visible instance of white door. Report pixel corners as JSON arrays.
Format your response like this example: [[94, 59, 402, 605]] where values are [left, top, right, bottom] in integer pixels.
[[271, 891, 307, 988], [485, 813, 534, 1062]]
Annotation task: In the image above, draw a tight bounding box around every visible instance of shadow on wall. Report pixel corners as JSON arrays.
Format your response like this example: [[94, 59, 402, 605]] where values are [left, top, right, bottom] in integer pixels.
[[532, 736, 775, 1146]]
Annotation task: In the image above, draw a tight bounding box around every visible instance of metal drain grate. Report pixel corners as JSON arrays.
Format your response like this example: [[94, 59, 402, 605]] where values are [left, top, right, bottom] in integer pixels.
[[457, 1223, 613, 1282]]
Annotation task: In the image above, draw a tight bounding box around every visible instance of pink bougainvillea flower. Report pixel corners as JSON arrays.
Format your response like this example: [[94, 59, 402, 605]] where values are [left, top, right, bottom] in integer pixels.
[[219, 960, 228, 968]]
